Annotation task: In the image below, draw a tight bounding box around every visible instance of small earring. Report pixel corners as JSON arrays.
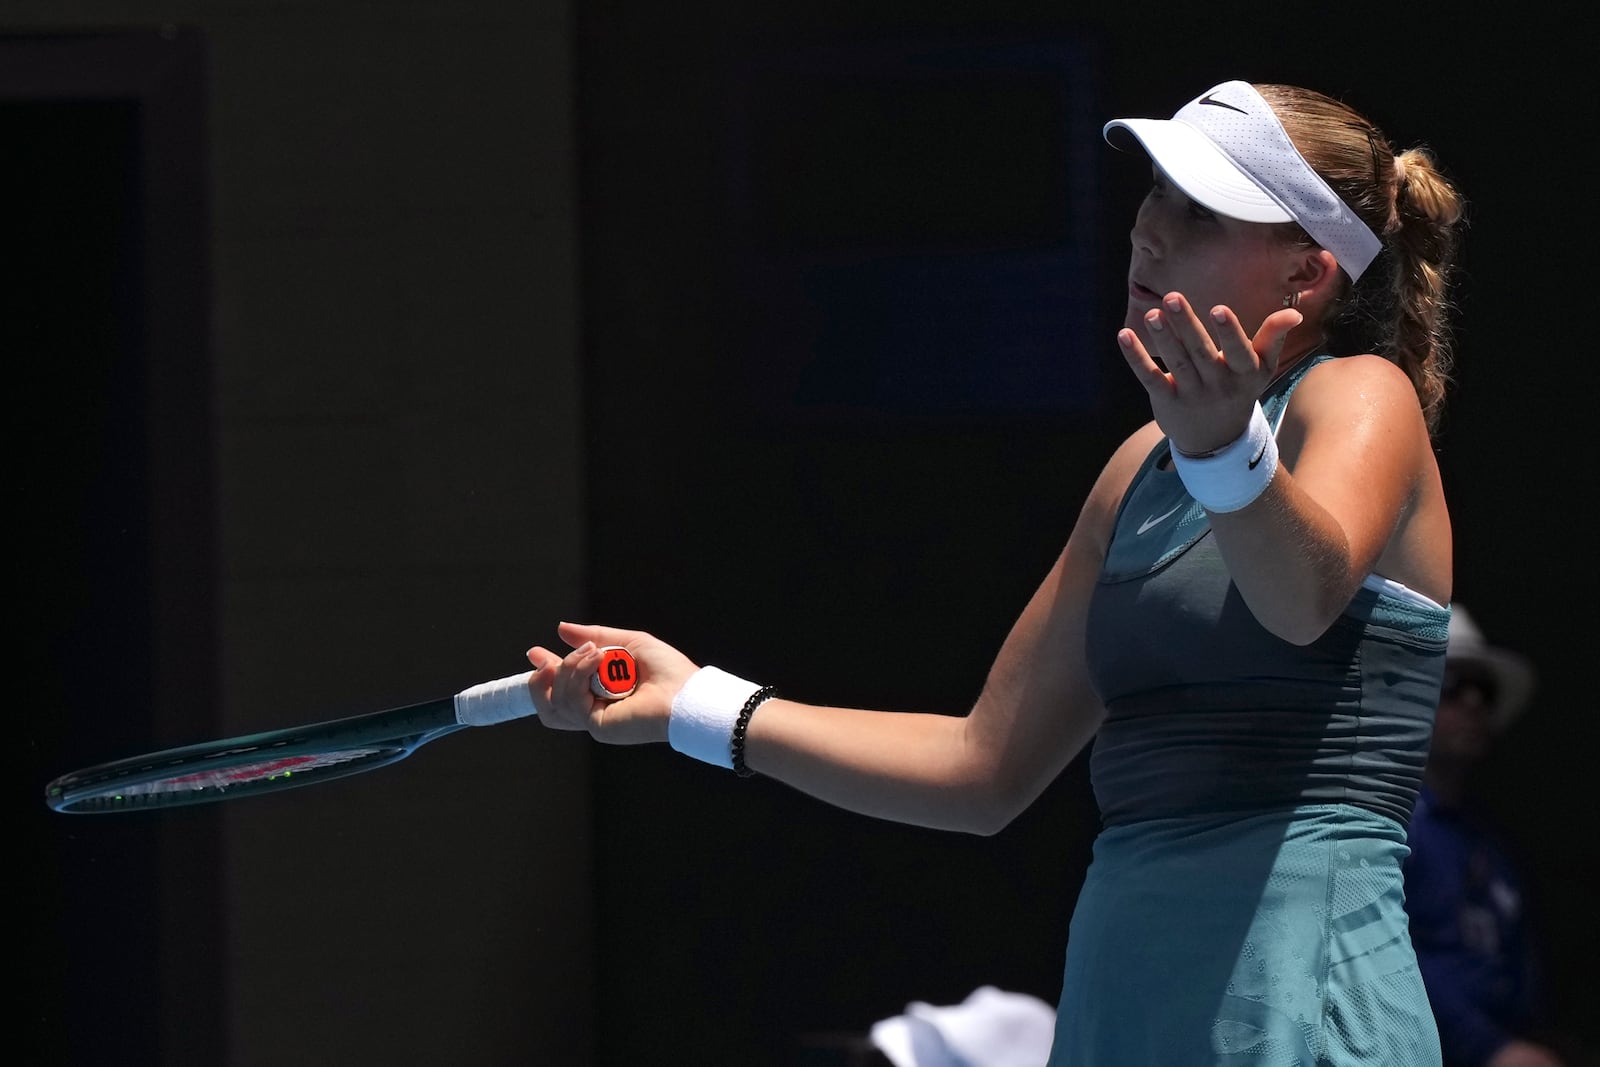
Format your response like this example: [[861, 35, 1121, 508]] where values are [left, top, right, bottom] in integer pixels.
[[1282, 291, 1302, 309]]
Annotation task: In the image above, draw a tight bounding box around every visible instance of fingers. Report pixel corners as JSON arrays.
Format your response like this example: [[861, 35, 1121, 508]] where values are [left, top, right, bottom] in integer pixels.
[[1141, 294, 1305, 387], [524, 644, 560, 671], [1122, 293, 1294, 456], [529, 622, 688, 747], [1117, 327, 1167, 388], [555, 620, 643, 652], [524, 643, 580, 722], [1152, 295, 1237, 382], [524, 638, 609, 728], [1211, 303, 1305, 373], [553, 641, 604, 707], [1253, 307, 1304, 372], [1200, 303, 1256, 375]]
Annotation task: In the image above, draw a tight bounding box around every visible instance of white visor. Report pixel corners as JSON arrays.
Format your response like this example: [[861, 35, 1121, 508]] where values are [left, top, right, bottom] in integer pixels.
[[1103, 80, 1382, 282]]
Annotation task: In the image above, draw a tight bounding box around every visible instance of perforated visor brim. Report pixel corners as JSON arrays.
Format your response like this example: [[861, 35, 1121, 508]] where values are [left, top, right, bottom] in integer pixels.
[[1104, 117, 1295, 225]]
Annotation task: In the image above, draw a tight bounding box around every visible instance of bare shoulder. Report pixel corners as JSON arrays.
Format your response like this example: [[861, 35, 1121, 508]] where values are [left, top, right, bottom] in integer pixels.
[[1279, 354, 1432, 460], [1277, 353, 1451, 600], [1074, 420, 1165, 555], [1290, 353, 1425, 421], [1099, 420, 1166, 499]]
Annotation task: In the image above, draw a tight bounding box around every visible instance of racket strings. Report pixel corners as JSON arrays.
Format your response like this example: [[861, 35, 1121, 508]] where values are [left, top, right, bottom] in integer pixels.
[[112, 747, 389, 797]]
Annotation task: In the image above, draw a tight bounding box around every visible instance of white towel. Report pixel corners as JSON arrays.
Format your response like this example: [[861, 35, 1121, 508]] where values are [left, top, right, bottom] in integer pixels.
[[868, 985, 1056, 1067]]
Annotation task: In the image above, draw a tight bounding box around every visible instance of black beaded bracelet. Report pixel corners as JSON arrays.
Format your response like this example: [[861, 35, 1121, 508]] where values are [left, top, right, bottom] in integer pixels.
[[730, 685, 776, 778]]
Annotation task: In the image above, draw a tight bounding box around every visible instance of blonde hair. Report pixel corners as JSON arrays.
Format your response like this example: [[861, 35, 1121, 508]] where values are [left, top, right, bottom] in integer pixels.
[[1256, 84, 1467, 435]]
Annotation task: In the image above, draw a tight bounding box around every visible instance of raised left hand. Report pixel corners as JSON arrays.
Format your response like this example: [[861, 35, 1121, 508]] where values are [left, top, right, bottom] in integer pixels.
[[1118, 292, 1303, 455]]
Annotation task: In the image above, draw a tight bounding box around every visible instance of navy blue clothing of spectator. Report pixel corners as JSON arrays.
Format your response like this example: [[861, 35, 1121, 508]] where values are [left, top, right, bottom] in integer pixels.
[[1404, 605, 1567, 1067], [1407, 785, 1543, 1065]]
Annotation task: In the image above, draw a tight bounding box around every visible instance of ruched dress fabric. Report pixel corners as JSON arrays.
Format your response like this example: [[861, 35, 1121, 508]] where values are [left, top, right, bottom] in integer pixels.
[[1049, 355, 1449, 1066]]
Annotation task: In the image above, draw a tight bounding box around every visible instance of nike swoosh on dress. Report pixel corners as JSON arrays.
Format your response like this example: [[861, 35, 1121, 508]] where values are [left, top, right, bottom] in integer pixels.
[[1137, 503, 1184, 535]]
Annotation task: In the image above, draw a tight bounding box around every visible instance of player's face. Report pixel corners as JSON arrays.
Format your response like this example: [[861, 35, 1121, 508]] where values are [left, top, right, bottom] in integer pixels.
[[1123, 169, 1291, 342]]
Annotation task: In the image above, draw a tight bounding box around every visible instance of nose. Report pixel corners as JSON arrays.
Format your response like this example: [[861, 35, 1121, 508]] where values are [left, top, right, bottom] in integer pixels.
[[1129, 196, 1160, 257]]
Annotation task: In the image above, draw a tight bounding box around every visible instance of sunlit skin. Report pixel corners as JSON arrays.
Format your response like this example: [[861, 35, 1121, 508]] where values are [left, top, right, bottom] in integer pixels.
[[1116, 169, 1337, 457]]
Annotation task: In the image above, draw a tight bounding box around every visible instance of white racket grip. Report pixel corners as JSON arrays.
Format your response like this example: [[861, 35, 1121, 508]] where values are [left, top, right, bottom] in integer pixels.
[[454, 671, 538, 726]]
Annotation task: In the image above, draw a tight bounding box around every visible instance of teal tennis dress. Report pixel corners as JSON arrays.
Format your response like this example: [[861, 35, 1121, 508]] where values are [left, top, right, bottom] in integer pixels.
[[1049, 355, 1449, 1065]]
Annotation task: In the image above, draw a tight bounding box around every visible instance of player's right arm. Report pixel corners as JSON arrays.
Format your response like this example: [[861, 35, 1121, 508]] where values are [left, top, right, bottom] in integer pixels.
[[532, 421, 1162, 835]]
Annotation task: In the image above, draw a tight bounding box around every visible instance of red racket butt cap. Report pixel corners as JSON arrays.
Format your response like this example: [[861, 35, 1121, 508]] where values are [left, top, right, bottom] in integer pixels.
[[590, 646, 637, 699]]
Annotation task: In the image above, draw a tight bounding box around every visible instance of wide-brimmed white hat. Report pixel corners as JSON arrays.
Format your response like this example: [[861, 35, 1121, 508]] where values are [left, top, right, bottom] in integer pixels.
[[1446, 604, 1537, 732], [1103, 80, 1382, 282]]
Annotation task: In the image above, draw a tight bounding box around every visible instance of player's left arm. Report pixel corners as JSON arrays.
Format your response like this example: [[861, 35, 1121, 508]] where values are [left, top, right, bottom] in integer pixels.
[[1209, 353, 1444, 643]]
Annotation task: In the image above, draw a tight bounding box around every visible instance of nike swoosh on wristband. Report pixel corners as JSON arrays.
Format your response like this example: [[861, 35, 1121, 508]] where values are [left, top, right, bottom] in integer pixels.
[[1198, 92, 1248, 114], [1137, 502, 1184, 535], [1248, 442, 1269, 470]]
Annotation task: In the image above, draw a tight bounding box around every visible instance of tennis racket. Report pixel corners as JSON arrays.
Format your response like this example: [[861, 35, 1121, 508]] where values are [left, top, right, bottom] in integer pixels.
[[44, 646, 638, 814]]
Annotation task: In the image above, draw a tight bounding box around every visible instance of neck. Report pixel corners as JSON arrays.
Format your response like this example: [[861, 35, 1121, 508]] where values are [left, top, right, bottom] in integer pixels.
[[1279, 332, 1330, 371], [1262, 337, 1327, 395]]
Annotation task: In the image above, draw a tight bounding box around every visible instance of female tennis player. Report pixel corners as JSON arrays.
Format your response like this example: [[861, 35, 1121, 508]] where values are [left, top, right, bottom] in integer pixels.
[[531, 79, 1466, 1065]]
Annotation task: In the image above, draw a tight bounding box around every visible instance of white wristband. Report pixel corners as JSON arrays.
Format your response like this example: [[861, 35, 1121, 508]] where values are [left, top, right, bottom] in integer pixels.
[[669, 666, 762, 769], [1169, 401, 1279, 513]]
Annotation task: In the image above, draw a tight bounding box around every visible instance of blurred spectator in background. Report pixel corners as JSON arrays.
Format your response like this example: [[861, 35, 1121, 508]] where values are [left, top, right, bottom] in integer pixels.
[[1405, 604, 1570, 1067]]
